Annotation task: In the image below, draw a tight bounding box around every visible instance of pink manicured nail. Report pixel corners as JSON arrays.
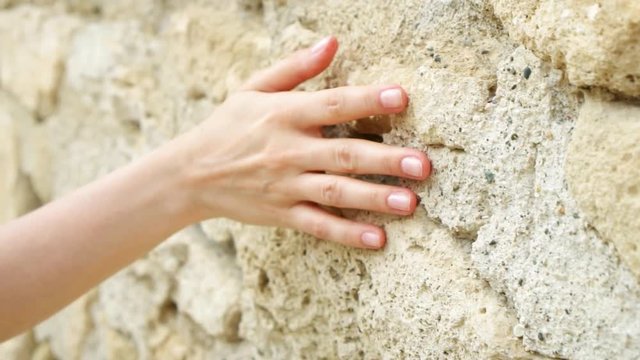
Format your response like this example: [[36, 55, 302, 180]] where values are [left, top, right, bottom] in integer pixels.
[[311, 37, 331, 55], [380, 88, 404, 108], [361, 232, 382, 248], [401, 156, 423, 177], [387, 192, 411, 211]]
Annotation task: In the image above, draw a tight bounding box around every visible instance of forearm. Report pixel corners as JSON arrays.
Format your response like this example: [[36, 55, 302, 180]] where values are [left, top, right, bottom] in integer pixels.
[[0, 141, 197, 340], [0, 37, 430, 341]]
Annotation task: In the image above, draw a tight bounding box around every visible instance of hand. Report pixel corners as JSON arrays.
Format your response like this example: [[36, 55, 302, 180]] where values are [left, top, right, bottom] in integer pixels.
[[173, 36, 431, 249]]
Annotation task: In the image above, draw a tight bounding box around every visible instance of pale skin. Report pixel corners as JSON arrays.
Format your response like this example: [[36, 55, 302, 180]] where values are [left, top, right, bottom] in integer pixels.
[[0, 37, 431, 340]]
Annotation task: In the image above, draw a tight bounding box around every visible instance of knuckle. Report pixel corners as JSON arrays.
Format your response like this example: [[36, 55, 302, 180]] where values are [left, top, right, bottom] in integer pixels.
[[384, 155, 399, 175], [370, 188, 392, 212], [273, 208, 292, 228], [361, 89, 378, 110], [308, 219, 329, 239], [334, 144, 357, 172], [324, 91, 344, 117], [320, 179, 342, 205], [369, 189, 384, 208]]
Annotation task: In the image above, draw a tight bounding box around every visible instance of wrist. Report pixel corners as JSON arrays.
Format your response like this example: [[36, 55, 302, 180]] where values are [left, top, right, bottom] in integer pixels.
[[134, 140, 209, 230]]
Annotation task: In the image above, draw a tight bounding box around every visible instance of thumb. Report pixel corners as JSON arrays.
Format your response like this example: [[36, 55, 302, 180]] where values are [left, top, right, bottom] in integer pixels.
[[241, 36, 338, 93]]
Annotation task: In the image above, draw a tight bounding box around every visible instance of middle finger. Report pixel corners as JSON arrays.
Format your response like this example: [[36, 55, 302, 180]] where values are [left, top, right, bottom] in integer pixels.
[[289, 173, 419, 215]]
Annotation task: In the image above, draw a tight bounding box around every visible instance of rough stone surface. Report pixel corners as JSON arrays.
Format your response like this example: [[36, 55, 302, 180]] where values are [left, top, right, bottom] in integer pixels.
[[490, 0, 640, 97], [0, 92, 40, 222], [0, 1, 639, 359], [566, 96, 640, 278], [0, 6, 81, 119]]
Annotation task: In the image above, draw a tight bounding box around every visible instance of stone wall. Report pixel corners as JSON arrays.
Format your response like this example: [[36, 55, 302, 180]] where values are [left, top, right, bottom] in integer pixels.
[[0, 1, 639, 359]]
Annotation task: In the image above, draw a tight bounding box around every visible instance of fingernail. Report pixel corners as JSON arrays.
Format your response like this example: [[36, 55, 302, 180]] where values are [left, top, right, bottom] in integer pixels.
[[401, 156, 423, 177], [361, 232, 382, 248], [380, 88, 404, 108], [387, 192, 411, 211], [311, 37, 331, 55]]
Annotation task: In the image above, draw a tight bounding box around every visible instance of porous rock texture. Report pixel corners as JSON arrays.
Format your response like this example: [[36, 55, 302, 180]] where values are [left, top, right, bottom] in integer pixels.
[[490, 0, 640, 97], [0, 1, 639, 359]]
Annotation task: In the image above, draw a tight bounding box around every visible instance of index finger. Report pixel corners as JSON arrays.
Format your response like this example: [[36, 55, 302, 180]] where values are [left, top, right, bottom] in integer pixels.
[[285, 85, 409, 128], [241, 36, 339, 93]]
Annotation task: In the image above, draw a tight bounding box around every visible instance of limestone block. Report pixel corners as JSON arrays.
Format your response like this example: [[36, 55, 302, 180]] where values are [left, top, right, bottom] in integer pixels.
[[0, 6, 82, 118], [490, 0, 640, 97], [91, 230, 246, 359], [470, 51, 640, 359], [63, 21, 167, 146], [31, 342, 54, 360], [235, 215, 533, 359], [95, 239, 179, 358], [0, 1, 56, 8], [566, 96, 640, 277], [199, 218, 243, 244], [34, 292, 95, 360], [67, 0, 166, 27], [0, 92, 40, 222], [173, 230, 243, 341], [17, 122, 53, 203], [0, 333, 35, 360], [42, 101, 133, 197], [161, 5, 270, 104], [2, 0, 640, 359], [35, 21, 156, 198], [421, 148, 491, 238], [97, 251, 175, 359], [80, 321, 137, 360]]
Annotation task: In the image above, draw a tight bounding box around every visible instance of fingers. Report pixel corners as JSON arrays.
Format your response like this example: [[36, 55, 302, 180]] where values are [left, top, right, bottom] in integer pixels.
[[301, 138, 431, 180], [285, 85, 409, 128], [241, 36, 338, 92], [289, 174, 419, 216], [287, 202, 386, 249]]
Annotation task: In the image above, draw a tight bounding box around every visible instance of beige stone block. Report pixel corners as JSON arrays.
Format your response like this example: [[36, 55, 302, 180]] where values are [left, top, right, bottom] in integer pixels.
[[34, 292, 95, 360], [234, 215, 533, 359], [0, 332, 35, 360], [0, 6, 82, 118], [172, 230, 243, 341], [491, 0, 640, 96], [567, 95, 640, 277], [2, 0, 639, 358], [199, 218, 243, 244], [31, 342, 54, 360], [0, 92, 40, 223]]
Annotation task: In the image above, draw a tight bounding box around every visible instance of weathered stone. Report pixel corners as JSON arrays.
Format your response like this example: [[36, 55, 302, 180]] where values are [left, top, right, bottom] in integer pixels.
[[173, 230, 243, 341], [0, 332, 35, 360], [469, 48, 640, 359], [566, 96, 640, 277], [491, 0, 640, 97], [235, 215, 534, 359], [0, 6, 82, 118], [0, 92, 40, 222], [1, 1, 640, 359], [34, 292, 95, 360]]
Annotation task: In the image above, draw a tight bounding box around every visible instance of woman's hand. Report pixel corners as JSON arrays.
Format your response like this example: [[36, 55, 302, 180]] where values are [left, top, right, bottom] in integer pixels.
[[172, 37, 431, 249], [0, 36, 431, 339]]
